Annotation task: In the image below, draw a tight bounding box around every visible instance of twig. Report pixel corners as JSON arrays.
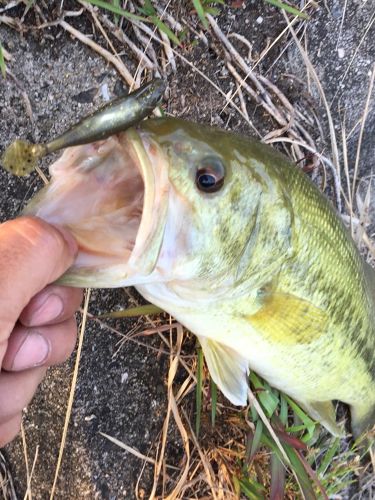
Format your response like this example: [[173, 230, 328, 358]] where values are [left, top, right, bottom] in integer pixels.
[[149, 324, 191, 500], [99, 432, 179, 470], [336, 0, 348, 48], [50, 289, 91, 500], [20, 422, 31, 500], [154, 4, 183, 32], [181, 407, 219, 500], [266, 136, 344, 209], [283, 11, 342, 213], [83, 2, 121, 62], [58, 20, 134, 86], [226, 61, 287, 130], [207, 14, 273, 109], [124, 14, 259, 132], [351, 63, 375, 203], [86, 312, 173, 355], [80, 1, 155, 70], [0, 1, 23, 14], [208, 14, 314, 155], [21, 0, 47, 25], [35, 166, 49, 186], [332, 10, 375, 104], [1, 46, 12, 61], [0, 15, 20, 29], [228, 33, 256, 63], [159, 29, 176, 73], [23, 445, 39, 500], [341, 120, 353, 232], [247, 388, 291, 466], [235, 82, 249, 121], [264, 20, 306, 78], [131, 21, 160, 69], [219, 0, 314, 114], [130, 0, 174, 85], [0, 450, 17, 500]]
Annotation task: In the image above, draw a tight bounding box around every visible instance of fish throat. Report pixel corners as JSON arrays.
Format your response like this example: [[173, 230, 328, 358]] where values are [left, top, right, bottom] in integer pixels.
[[24, 130, 169, 285]]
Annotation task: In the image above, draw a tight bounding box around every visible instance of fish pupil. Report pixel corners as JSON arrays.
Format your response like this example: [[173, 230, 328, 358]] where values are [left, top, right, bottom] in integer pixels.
[[199, 173, 215, 188], [195, 158, 225, 193]]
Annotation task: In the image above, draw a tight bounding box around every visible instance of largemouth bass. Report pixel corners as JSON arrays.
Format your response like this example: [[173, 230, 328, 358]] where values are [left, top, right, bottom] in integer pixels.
[[23, 118, 375, 438]]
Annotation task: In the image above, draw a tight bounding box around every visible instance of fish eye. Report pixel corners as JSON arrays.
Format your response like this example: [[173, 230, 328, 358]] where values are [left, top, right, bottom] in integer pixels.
[[195, 157, 225, 193]]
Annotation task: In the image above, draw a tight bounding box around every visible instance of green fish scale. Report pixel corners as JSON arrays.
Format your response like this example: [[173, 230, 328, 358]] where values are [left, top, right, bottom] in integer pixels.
[[282, 163, 375, 380]]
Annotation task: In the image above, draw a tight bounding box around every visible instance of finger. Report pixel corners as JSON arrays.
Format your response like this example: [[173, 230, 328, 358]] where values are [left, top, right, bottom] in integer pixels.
[[0, 413, 22, 448], [2, 318, 78, 372], [20, 285, 83, 327], [0, 368, 46, 422], [0, 217, 78, 345]]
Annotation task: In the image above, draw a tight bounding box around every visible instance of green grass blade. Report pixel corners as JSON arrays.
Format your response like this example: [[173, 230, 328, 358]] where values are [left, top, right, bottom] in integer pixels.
[[271, 420, 307, 451], [283, 444, 318, 499], [287, 424, 311, 434], [317, 438, 340, 476], [0, 44, 6, 79], [150, 15, 180, 46], [84, 0, 146, 22], [232, 475, 241, 497], [210, 377, 217, 427], [192, 0, 209, 29], [250, 372, 279, 417], [258, 430, 316, 497], [203, 7, 221, 16], [138, 0, 156, 16], [196, 345, 204, 437], [264, 0, 309, 19], [157, 105, 166, 117], [249, 402, 258, 422], [279, 393, 288, 425], [249, 419, 263, 459], [285, 396, 316, 441], [238, 478, 266, 499], [112, 0, 120, 24], [98, 304, 163, 318]]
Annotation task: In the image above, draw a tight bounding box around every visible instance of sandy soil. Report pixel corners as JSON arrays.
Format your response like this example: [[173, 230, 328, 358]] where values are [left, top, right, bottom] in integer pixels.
[[0, 1, 374, 498]]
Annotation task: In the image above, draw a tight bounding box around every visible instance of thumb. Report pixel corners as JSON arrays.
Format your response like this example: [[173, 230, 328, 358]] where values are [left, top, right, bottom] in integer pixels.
[[0, 217, 78, 345]]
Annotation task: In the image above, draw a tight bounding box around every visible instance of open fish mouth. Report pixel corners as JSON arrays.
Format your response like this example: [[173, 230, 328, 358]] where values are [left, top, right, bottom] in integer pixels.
[[24, 128, 169, 287]]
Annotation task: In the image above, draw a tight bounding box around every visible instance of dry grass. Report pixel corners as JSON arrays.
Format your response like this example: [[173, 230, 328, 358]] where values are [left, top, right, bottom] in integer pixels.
[[0, 451, 17, 500], [1, 1, 375, 498], [50, 289, 91, 499]]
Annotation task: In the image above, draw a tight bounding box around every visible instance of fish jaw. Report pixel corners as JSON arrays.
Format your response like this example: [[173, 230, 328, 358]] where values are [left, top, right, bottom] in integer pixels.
[[24, 130, 170, 288]]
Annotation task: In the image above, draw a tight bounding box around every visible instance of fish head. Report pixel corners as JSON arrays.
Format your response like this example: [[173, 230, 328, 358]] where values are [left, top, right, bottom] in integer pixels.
[[24, 118, 293, 291], [139, 118, 294, 295]]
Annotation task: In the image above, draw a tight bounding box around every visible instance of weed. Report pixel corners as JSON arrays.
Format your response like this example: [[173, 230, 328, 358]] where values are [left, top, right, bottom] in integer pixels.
[[0, 44, 6, 79]]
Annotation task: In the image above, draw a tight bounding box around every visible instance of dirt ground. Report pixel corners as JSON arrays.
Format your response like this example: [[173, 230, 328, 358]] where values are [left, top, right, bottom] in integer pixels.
[[0, 1, 374, 498]]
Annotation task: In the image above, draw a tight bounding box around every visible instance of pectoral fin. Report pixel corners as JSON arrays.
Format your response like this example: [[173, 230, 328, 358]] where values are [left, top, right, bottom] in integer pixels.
[[248, 292, 329, 345], [198, 336, 249, 406], [299, 400, 344, 437]]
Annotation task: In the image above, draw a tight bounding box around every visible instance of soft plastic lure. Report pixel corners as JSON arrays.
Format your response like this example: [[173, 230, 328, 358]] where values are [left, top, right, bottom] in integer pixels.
[[1, 78, 166, 176]]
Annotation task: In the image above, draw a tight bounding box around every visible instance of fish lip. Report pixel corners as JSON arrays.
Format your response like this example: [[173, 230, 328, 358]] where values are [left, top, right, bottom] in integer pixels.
[[125, 127, 169, 279]]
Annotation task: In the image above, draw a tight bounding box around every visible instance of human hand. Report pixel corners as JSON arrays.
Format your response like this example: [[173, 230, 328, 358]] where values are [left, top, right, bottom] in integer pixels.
[[0, 217, 83, 447]]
